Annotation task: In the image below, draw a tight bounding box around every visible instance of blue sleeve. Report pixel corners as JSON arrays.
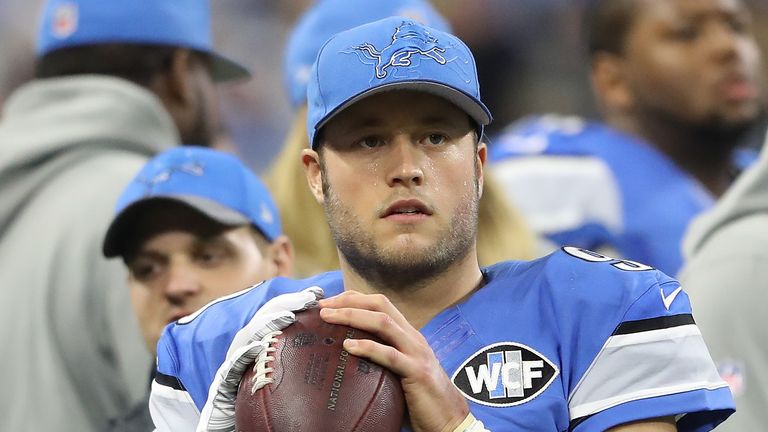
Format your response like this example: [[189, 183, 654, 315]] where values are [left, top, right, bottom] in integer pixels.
[[154, 272, 345, 410], [155, 284, 269, 409], [548, 248, 734, 431]]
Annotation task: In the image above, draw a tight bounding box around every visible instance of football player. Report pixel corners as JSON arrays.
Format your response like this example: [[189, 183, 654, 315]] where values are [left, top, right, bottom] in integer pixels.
[[150, 17, 734, 431]]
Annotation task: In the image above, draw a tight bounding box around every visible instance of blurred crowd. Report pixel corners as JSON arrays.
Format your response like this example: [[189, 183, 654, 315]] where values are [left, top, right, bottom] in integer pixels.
[[3, 1, 766, 171]]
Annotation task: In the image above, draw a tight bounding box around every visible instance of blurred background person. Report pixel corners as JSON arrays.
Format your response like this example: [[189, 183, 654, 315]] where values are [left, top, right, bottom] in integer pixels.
[[678, 131, 768, 431], [101, 147, 293, 431], [489, 0, 765, 275], [4, 1, 768, 170], [0, 0, 248, 430], [266, 0, 537, 277]]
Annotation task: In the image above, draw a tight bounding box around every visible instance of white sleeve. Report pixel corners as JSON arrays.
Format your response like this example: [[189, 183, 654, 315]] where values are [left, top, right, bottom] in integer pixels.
[[149, 377, 200, 431]]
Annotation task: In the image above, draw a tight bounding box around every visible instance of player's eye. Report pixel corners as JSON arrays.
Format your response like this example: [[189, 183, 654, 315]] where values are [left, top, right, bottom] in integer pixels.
[[358, 136, 384, 149], [130, 261, 161, 282], [727, 16, 750, 34], [669, 24, 699, 41], [196, 251, 222, 266], [195, 246, 228, 267], [425, 133, 447, 146]]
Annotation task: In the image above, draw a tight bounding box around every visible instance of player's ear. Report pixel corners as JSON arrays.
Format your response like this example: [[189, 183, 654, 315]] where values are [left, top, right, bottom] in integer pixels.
[[591, 52, 633, 113], [301, 148, 325, 204], [265, 235, 294, 278], [476, 141, 487, 198]]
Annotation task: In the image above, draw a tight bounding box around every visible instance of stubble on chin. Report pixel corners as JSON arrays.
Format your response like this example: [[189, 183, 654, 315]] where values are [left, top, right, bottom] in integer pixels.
[[321, 178, 479, 293]]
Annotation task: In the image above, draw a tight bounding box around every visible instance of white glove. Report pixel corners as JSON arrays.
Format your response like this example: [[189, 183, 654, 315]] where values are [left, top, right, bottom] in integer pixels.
[[196, 286, 324, 432]]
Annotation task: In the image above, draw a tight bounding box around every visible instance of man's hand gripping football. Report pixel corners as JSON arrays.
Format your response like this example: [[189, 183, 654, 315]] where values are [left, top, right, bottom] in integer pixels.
[[319, 291, 488, 432]]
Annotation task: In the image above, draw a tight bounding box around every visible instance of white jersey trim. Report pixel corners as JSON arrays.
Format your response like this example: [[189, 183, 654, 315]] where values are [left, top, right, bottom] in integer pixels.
[[570, 381, 730, 420], [149, 379, 200, 431], [568, 323, 727, 420], [151, 380, 194, 403], [177, 283, 261, 325]]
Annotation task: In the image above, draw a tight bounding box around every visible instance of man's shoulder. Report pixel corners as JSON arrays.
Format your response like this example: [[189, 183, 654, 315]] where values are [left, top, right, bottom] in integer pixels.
[[484, 248, 675, 319], [489, 114, 705, 196], [475, 253, 731, 431], [488, 114, 677, 191], [167, 271, 344, 346], [487, 115, 707, 270], [156, 271, 344, 408], [489, 115, 630, 160], [488, 116, 631, 237]]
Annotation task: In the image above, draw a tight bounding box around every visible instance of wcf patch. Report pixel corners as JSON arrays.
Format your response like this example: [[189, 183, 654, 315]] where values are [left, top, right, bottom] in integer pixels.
[[452, 342, 559, 407]]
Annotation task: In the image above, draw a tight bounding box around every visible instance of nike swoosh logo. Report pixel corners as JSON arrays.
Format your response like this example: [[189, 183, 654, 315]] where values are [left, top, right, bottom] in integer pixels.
[[661, 286, 684, 310]]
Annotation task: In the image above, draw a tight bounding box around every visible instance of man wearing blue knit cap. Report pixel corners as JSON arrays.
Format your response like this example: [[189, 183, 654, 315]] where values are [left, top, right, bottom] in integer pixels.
[[0, 1, 248, 431], [151, 17, 733, 432]]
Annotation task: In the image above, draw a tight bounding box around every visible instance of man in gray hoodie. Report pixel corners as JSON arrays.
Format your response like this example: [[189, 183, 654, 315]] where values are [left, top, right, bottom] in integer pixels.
[[679, 134, 768, 431], [0, 0, 248, 430]]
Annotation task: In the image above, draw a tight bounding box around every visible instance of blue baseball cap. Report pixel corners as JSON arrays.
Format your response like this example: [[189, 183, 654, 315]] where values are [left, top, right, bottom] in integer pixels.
[[306, 16, 491, 148], [103, 147, 282, 258], [284, 0, 450, 108], [37, 0, 249, 82]]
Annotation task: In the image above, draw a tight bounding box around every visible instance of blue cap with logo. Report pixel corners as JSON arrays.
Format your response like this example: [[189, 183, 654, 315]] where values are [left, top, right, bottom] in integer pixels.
[[103, 147, 281, 257], [306, 16, 491, 148], [284, 0, 450, 108], [37, 0, 249, 82]]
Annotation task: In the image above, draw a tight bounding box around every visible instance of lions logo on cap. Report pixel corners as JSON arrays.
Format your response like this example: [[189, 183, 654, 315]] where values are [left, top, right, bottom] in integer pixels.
[[138, 160, 204, 196], [352, 21, 447, 79]]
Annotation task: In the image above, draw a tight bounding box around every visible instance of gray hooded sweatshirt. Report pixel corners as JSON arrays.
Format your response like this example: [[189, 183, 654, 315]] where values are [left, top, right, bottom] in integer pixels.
[[0, 76, 178, 431], [679, 134, 768, 431]]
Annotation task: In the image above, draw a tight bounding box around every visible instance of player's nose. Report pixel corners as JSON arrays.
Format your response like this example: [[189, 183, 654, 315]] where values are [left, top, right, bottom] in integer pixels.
[[706, 20, 743, 63], [386, 137, 424, 187], [163, 262, 202, 302]]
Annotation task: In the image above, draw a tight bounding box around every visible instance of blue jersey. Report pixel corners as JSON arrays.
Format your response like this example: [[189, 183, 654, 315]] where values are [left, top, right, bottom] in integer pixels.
[[150, 248, 733, 431], [490, 115, 755, 275]]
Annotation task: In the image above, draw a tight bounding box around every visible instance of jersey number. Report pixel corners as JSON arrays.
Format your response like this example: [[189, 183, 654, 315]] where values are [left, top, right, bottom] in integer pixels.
[[562, 246, 653, 272]]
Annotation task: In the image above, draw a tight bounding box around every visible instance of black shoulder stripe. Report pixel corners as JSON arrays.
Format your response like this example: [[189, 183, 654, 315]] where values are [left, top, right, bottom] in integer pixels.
[[613, 314, 695, 336], [155, 371, 187, 391], [569, 414, 592, 431]]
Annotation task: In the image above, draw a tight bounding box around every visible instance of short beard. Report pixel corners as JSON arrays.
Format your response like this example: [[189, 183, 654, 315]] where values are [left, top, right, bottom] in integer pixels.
[[320, 161, 480, 294]]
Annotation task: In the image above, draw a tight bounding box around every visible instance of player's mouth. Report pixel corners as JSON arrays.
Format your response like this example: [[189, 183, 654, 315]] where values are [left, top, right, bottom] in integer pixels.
[[718, 73, 758, 102], [381, 199, 433, 223]]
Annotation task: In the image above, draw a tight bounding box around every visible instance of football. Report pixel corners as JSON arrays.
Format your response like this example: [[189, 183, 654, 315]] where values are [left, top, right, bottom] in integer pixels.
[[235, 307, 405, 431]]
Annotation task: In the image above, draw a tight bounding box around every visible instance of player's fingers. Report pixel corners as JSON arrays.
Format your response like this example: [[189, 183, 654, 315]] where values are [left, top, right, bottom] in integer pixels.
[[320, 307, 409, 345], [319, 292, 412, 332], [317, 289, 364, 306], [342, 337, 414, 378]]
